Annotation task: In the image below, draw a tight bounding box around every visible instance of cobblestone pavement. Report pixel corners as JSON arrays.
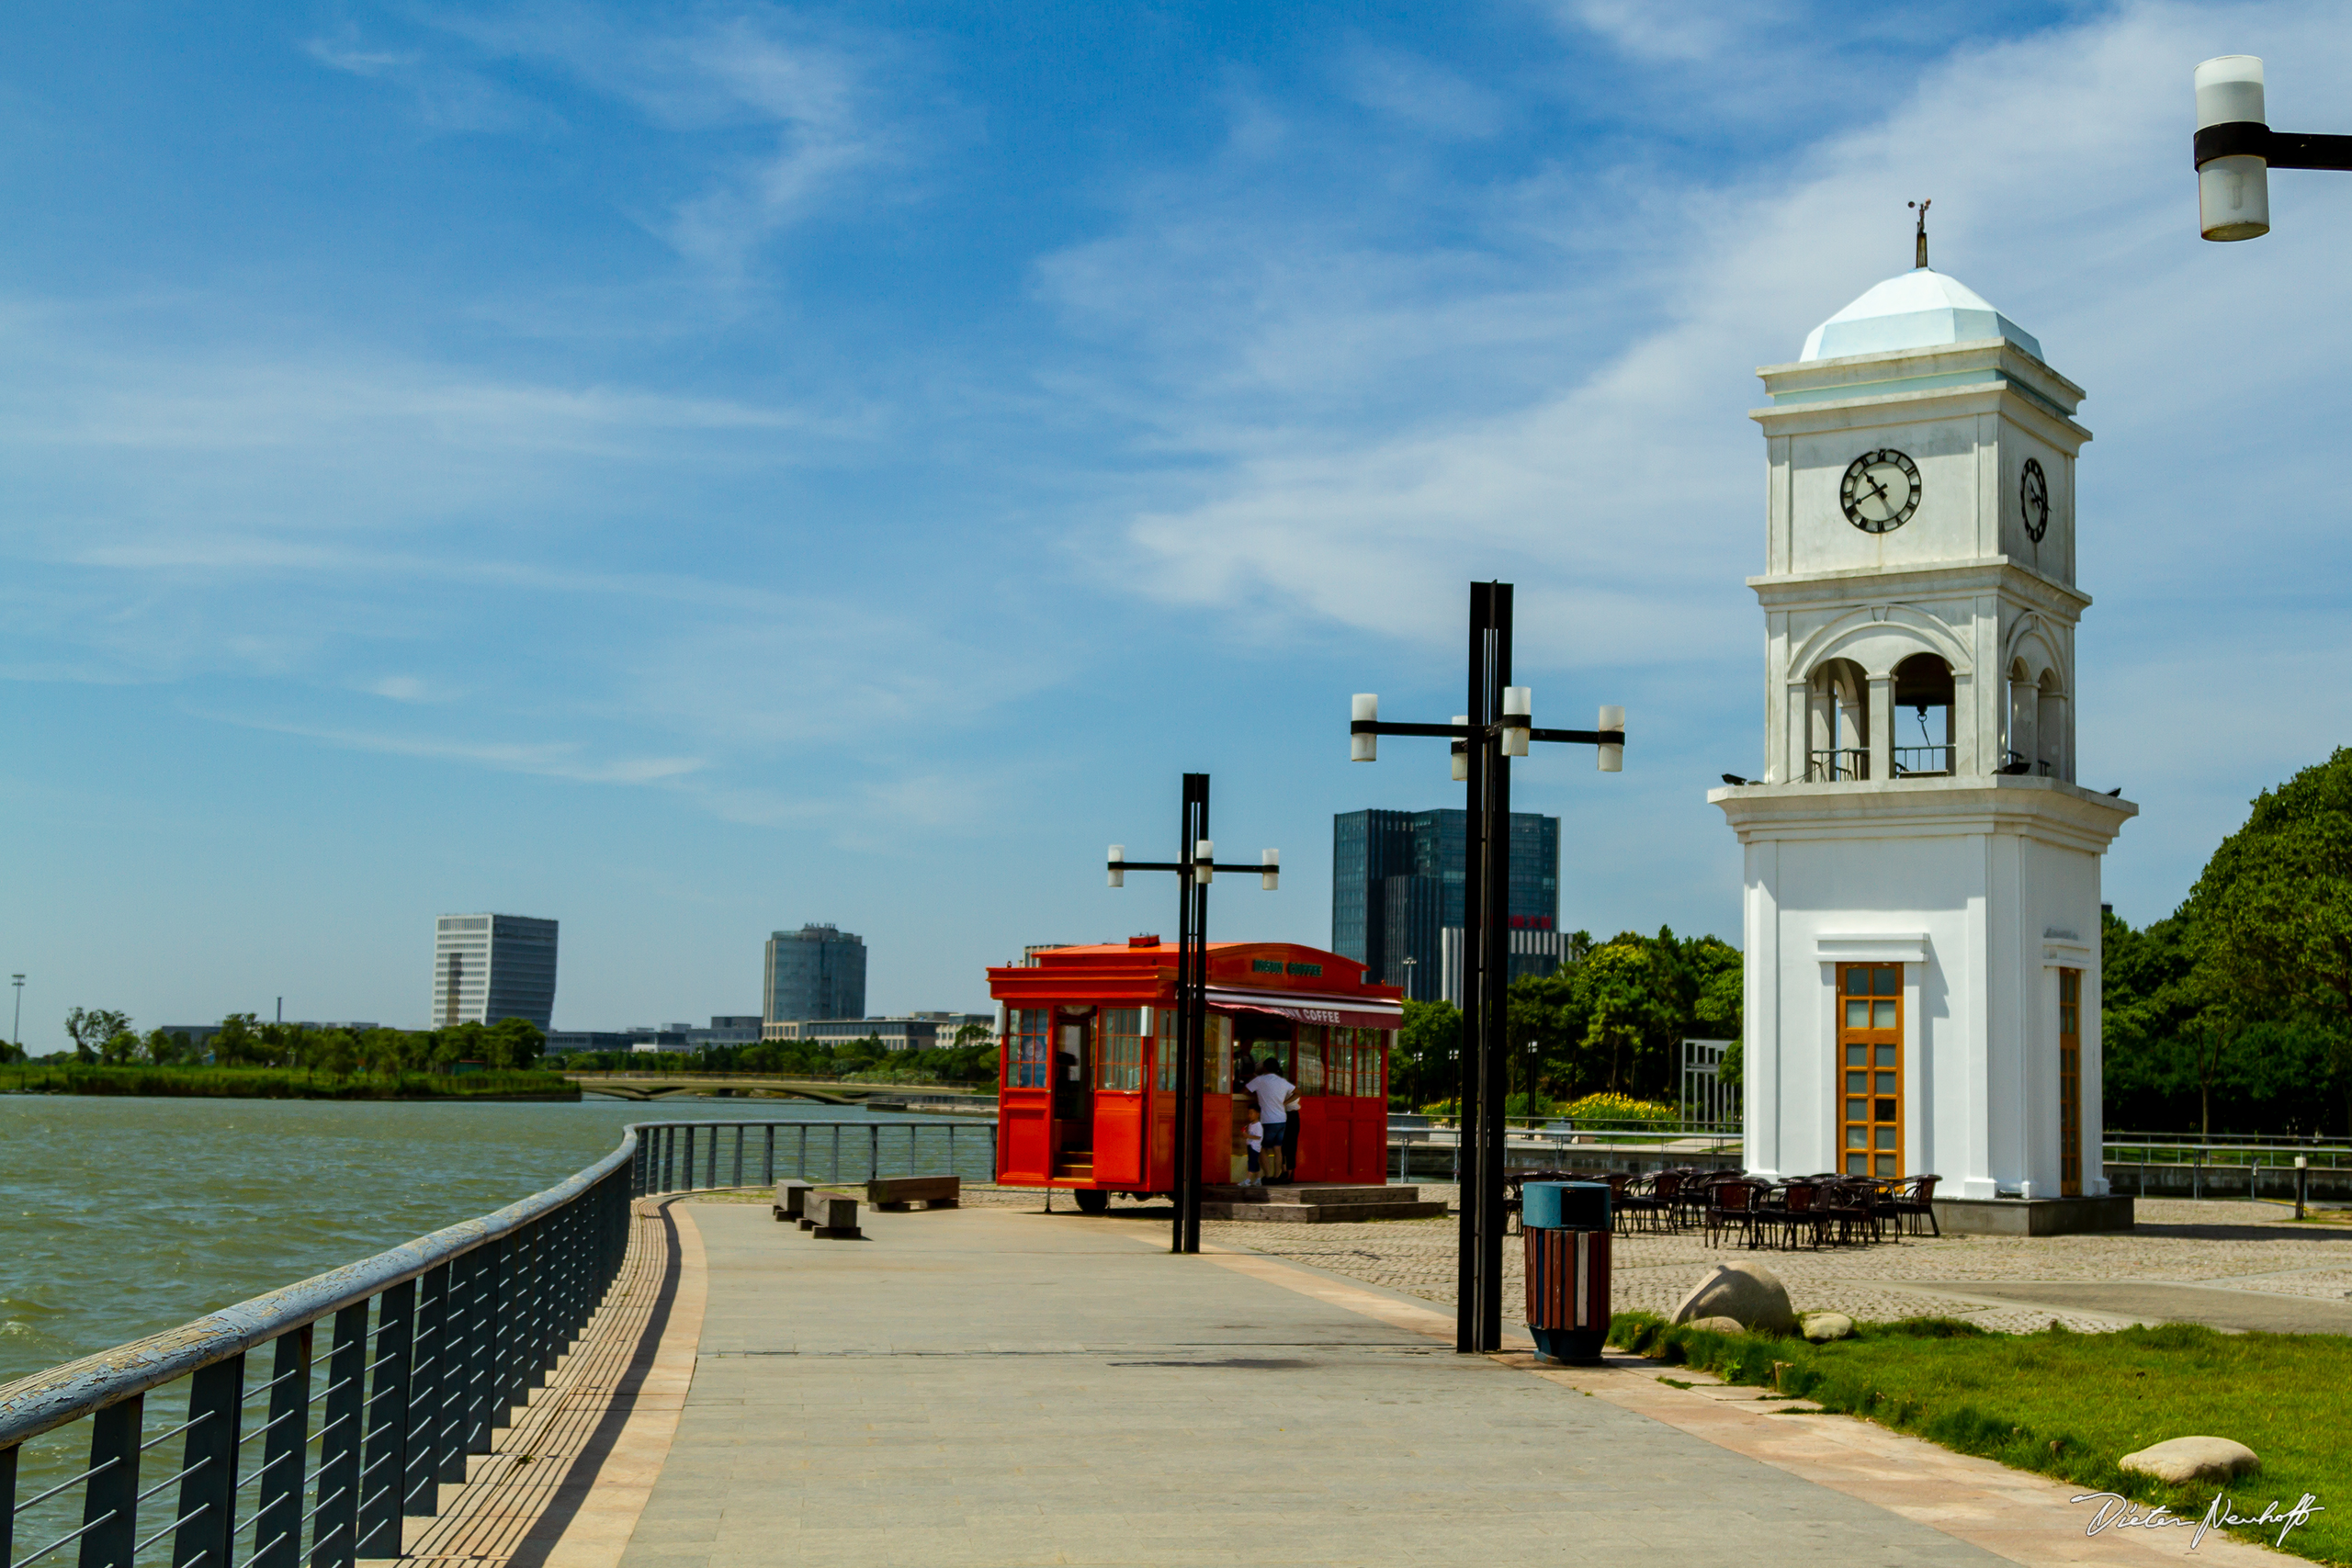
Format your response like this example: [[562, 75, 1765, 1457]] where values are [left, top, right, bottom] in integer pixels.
[[690, 1184, 2352, 1333]]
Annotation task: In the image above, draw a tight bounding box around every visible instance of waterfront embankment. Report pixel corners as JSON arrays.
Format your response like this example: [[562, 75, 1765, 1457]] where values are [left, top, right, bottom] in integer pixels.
[[2, 1064, 578, 1100]]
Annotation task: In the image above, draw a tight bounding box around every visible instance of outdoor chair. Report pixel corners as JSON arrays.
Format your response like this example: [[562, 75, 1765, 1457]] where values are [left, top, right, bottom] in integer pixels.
[[1645, 1169, 1686, 1231], [1702, 1179, 1769, 1249], [1615, 1172, 1666, 1235], [1819, 1180, 1882, 1245], [1763, 1179, 1826, 1249], [1676, 1169, 1731, 1230], [1886, 1174, 1941, 1236]]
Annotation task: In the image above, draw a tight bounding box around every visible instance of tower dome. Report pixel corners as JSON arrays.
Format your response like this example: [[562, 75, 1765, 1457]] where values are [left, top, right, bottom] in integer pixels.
[[1799, 269, 2041, 363]]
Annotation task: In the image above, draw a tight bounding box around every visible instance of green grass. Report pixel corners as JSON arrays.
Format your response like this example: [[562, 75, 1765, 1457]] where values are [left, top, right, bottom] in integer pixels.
[[2, 1065, 579, 1100], [1610, 1312, 2351, 1564]]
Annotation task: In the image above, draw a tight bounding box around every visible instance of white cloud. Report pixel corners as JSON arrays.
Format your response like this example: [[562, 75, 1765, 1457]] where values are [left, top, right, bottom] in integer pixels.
[[204, 713, 706, 785], [1337, 44, 1507, 139], [404, 4, 905, 283]]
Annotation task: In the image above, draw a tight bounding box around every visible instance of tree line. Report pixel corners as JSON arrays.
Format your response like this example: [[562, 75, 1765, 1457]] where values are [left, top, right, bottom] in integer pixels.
[[3, 1011, 548, 1075], [562, 1024, 998, 1084], [1387, 927, 1743, 1114], [2103, 747, 2352, 1139]]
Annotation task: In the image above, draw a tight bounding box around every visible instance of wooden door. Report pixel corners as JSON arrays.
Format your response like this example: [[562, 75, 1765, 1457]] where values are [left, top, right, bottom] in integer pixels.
[[1837, 964, 1903, 1179]]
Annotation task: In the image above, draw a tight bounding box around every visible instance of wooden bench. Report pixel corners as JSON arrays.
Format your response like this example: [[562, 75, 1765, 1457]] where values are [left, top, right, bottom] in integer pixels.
[[866, 1175, 960, 1211], [772, 1179, 816, 1223], [803, 1191, 864, 1239]]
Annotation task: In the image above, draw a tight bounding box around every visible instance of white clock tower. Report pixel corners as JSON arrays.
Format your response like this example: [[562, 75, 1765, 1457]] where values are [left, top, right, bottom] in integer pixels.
[[1711, 257, 2137, 1230]]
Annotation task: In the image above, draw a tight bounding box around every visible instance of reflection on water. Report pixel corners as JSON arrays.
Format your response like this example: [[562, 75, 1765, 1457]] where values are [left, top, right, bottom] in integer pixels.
[[0, 1095, 979, 1388]]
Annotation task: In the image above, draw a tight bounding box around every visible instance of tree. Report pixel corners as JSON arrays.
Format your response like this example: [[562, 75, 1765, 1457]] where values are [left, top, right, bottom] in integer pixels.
[[1394, 999, 1462, 1109], [487, 1017, 545, 1070], [2181, 747, 2352, 1134], [1577, 941, 1665, 1095], [98, 1029, 141, 1065], [212, 1013, 260, 1066], [144, 1028, 187, 1066], [64, 1008, 131, 1064]]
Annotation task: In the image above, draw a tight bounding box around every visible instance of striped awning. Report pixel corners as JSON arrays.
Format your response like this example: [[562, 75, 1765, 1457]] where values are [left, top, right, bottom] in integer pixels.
[[1203, 987, 1404, 1032]]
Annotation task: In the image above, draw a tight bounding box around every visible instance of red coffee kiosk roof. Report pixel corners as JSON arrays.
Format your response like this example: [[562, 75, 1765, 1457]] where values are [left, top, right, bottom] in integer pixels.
[[987, 940, 1405, 1032]]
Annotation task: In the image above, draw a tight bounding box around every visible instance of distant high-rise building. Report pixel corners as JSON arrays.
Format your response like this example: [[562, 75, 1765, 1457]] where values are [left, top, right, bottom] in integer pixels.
[[431, 914, 559, 1030], [1331, 809, 1559, 1003], [763, 924, 866, 1024]]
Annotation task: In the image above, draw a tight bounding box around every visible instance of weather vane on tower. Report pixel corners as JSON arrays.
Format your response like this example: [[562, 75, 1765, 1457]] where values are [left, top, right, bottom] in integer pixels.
[[1909, 198, 1932, 269]]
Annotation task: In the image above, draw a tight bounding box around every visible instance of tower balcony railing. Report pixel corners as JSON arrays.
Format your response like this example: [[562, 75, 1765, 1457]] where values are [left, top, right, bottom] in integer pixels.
[[1892, 745, 1954, 777], [1996, 750, 2056, 777], [1805, 748, 1868, 782]]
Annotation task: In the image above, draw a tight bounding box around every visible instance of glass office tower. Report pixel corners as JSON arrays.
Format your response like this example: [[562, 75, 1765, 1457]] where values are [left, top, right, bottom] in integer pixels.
[[763, 924, 868, 1025], [431, 914, 559, 1030], [1330, 810, 1559, 1001]]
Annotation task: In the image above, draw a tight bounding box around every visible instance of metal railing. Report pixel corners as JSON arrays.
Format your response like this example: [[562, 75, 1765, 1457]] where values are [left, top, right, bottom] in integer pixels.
[[632, 1119, 998, 1194], [1892, 745, 1953, 777], [0, 1130, 640, 1568], [1806, 748, 1868, 782], [2101, 1134, 2352, 1201]]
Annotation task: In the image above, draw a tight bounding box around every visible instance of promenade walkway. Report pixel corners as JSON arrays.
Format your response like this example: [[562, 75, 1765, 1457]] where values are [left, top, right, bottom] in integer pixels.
[[396, 1194, 2297, 1568], [597, 1201, 2272, 1568]]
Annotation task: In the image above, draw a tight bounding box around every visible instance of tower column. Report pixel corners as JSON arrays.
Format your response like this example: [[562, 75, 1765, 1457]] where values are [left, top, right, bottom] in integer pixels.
[[1868, 675, 1895, 783]]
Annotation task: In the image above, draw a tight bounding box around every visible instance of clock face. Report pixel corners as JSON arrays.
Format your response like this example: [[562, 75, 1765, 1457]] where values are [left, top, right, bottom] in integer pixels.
[[2020, 457, 2050, 543], [1840, 448, 1921, 533]]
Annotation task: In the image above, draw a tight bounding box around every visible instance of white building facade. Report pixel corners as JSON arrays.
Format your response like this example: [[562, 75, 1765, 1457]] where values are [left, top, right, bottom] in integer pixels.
[[1711, 267, 2135, 1209]]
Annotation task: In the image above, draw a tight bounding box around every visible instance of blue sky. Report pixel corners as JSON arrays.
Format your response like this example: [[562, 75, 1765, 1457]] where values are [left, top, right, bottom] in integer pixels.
[[5, 0, 2350, 1044]]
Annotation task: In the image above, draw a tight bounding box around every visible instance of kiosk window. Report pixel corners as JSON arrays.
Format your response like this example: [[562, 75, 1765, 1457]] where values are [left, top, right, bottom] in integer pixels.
[[1102, 1008, 1143, 1091], [1296, 1025, 1326, 1094], [1007, 1010, 1049, 1089]]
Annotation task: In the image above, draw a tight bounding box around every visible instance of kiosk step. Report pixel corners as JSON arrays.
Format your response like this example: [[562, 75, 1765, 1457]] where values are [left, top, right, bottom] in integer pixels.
[[1198, 1183, 1448, 1224]]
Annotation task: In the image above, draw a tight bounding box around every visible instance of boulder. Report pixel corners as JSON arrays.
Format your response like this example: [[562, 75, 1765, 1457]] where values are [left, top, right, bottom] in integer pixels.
[[1669, 1261, 1798, 1335], [1801, 1312, 1855, 1342], [1685, 1315, 1747, 1335], [2119, 1437, 2260, 1485]]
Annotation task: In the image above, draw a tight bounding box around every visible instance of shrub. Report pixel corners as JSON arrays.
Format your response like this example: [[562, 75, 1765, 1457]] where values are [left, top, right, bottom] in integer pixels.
[[1563, 1091, 1676, 1126]]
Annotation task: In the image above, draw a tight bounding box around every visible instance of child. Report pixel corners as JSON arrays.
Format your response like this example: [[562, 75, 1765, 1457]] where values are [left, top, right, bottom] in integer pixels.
[[1245, 1115, 1264, 1186]]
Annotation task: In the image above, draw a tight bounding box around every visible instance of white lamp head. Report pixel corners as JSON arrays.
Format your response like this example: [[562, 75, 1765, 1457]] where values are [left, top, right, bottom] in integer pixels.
[[2196, 55, 2270, 241], [1107, 844, 1125, 888], [1501, 686, 1531, 758], [1597, 705, 1624, 773], [1351, 694, 1378, 761], [1261, 848, 1280, 891], [1451, 716, 1470, 781], [1194, 839, 1214, 885]]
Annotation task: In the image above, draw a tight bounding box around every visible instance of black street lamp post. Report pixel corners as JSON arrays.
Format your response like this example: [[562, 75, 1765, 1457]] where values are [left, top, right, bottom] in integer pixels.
[[1348, 581, 1624, 1354], [1108, 772, 1279, 1257]]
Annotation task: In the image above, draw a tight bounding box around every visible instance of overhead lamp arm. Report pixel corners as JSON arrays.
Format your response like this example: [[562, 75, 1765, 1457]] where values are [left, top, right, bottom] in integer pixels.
[[2195, 121, 2352, 170]]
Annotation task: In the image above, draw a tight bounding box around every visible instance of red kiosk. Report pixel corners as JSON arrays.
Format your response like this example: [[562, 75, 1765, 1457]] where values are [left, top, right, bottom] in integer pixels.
[[989, 938, 1403, 1212]]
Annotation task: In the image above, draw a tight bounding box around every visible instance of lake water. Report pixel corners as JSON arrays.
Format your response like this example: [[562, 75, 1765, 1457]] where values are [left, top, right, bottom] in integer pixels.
[[0, 1095, 990, 1388]]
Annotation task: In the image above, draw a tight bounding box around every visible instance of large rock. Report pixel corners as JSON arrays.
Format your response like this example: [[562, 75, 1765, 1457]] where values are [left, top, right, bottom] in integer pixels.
[[1669, 1261, 1797, 1334], [1686, 1315, 1747, 1335], [2119, 1437, 2260, 1485], [1801, 1312, 1855, 1342]]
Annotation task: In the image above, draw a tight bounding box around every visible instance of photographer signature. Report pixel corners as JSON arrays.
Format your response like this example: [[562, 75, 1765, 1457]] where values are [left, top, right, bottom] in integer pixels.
[[2072, 1489, 2324, 1550]]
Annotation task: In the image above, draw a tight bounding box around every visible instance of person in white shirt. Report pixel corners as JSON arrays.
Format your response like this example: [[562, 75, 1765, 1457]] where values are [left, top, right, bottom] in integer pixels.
[[1244, 1057, 1297, 1183]]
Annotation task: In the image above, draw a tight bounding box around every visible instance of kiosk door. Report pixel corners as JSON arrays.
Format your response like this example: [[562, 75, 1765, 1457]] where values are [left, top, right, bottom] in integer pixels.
[[1053, 1012, 1093, 1159], [1092, 1007, 1146, 1185]]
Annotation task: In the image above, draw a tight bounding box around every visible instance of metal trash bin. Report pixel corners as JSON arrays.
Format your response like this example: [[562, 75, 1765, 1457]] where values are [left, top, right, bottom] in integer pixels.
[[1522, 1180, 1611, 1365]]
